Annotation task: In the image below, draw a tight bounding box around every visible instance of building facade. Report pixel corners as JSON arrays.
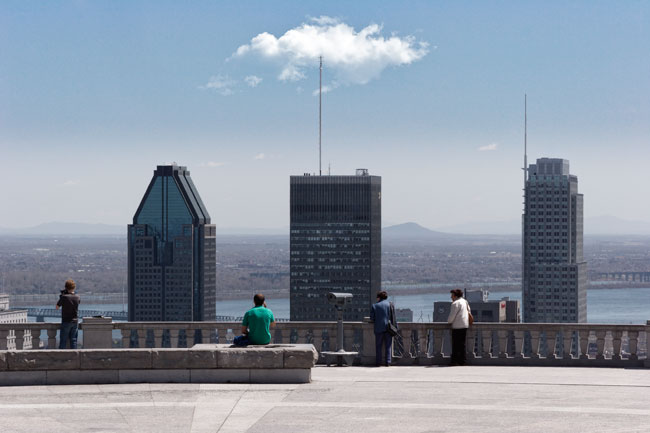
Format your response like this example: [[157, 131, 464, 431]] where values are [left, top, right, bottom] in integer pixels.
[[290, 169, 381, 321], [128, 165, 216, 321], [0, 294, 31, 349], [522, 158, 587, 323]]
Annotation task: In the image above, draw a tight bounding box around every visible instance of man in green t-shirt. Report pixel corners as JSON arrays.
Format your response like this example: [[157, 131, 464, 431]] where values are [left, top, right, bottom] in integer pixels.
[[241, 293, 275, 345]]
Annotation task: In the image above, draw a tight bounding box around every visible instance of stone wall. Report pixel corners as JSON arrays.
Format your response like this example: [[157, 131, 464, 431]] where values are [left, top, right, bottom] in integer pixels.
[[0, 344, 318, 386]]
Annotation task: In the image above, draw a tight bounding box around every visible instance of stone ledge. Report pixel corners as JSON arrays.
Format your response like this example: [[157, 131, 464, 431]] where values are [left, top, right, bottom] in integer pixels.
[[80, 349, 152, 370], [8, 350, 80, 371], [152, 348, 217, 369]]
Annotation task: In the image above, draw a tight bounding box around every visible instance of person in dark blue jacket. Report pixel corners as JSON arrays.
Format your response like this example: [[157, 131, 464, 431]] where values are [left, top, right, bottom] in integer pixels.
[[370, 291, 394, 366]]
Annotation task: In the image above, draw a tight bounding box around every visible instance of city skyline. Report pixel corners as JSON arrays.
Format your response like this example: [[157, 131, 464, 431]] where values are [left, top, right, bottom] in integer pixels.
[[1, 2, 649, 231]]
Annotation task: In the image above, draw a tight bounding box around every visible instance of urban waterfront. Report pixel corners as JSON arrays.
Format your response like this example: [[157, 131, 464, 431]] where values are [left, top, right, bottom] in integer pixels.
[[32, 287, 649, 324]]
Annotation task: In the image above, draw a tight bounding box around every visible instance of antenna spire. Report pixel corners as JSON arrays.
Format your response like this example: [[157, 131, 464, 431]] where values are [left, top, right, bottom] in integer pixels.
[[319, 56, 322, 176], [523, 94, 527, 184]]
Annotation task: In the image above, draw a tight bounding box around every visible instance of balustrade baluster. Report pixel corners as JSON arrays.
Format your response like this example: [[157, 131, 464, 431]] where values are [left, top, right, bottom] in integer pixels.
[[14, 329, 25, 350], [497, 330, 508, 359], [432, 329, 444, 359], [137, 329, 146, 348], [47, 328, 58, 349], [32, 329, 41, 350], [514, 330, 524, 358], [418, 327, 428, 360], [562, 330, 573, 360], [546, 330, 558, 359], [0, 329, 8, 350], [611, 330, 622, 361], [121, 329, 132, 348], [466, 328, 477, 359], [578, 330, 589, 359], [401, 327, 412, 360], [481, 328, 492, 359], [153, 329, 163, 348], [170, 329, 180, 348], [595, 330, 606, 360], [201, 327, 212, 344], [529, 330, 540, 359], [628, 331, 638, 361]]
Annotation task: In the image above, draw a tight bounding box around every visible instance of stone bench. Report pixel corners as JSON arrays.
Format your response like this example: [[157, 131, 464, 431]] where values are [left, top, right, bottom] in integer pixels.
[[0, 344, 318, 386]]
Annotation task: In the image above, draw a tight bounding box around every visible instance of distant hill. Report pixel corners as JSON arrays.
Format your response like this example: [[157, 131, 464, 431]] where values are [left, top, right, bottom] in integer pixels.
[[435, 219, 520, 235], [383, 222, 454, 240], [585, 215, 650, 236]]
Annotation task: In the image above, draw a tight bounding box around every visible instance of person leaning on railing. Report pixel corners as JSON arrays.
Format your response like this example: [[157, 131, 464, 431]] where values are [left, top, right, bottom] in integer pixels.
[[55, 279, 81, 349], [447, 289, 470, 366]]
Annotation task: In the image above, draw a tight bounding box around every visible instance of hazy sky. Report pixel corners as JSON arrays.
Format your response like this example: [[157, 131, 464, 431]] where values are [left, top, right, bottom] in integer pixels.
[[1, 1, 649, 230]]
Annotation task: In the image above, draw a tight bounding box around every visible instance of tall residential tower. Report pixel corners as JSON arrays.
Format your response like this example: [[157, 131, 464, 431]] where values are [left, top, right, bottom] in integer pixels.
[[522, 158, 587, 323], [290, 170, 381, 321], [128, 164, 216, 321]]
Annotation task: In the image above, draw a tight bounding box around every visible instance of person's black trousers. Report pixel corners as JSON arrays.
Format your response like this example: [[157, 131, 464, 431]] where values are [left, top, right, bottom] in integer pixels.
[[451, 328, 467, 365]]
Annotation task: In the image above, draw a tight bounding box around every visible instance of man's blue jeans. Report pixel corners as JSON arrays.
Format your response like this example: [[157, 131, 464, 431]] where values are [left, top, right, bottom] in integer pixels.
[[375, 331, 392, 366], [59, 321, 78, 349]]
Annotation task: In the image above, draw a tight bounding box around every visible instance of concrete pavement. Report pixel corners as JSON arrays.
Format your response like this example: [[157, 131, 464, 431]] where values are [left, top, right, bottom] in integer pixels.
[[0, 365, 648, 432]]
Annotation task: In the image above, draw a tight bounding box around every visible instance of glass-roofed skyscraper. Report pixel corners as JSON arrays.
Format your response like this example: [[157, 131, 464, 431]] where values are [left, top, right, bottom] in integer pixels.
[[290, 169, 381, 321], [128, 164, 216, 321], [522, 158, 587, 323]]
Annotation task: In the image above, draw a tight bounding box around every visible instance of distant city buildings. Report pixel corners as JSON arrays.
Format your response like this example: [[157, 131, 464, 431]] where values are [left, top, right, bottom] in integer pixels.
[[433, 289, 520, 323], [290, 169, 381, 321], [0, 294, 31, 349], [128, 164, 216, 321], [522, 158, 587, 323]]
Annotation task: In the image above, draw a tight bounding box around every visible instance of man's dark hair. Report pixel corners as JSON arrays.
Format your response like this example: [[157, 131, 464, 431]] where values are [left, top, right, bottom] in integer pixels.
[[450, 289, 463, 298], [64, 280, 76, 293], [253, 293, 265, 306], [376, 291, 388, 300]]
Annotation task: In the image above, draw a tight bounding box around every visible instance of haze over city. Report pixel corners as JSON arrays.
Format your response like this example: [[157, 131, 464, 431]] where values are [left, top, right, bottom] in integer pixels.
[[1, 1, 648, 232]]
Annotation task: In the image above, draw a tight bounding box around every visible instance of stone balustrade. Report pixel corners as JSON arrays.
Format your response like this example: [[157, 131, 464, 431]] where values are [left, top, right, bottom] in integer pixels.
[[1, 319, 648, 368]]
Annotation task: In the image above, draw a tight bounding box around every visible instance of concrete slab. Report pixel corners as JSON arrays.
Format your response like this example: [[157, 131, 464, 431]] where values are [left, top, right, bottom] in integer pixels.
[[250, 368, 311, 383], [190, 368, 250, 383], [0, 366, 648, 433], [118, 369, 190, 383], [46, 369, 118, 385]]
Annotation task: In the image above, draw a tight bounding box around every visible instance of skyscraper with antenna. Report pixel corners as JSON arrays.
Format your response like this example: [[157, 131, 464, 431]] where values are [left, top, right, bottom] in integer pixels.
[[289, 58, 382, 321]]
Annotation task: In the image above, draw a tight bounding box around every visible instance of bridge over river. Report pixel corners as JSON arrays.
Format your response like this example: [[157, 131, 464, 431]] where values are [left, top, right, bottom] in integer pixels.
[[21, 308, 289, 323]]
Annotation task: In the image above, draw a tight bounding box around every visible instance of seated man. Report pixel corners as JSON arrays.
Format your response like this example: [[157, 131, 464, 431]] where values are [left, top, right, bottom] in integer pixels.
[[239, 293, 275, 345]]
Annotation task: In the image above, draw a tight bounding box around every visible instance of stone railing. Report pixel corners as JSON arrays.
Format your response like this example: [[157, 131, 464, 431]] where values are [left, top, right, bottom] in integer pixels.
[[1, 319, 648, 368]]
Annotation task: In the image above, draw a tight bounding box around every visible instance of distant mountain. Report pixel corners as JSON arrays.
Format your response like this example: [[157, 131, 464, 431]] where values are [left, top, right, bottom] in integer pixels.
[[585, 215, 650, 236], [383, 222, 454, 240], [0, 222, 124, 236], [435, 219, 520, 235]]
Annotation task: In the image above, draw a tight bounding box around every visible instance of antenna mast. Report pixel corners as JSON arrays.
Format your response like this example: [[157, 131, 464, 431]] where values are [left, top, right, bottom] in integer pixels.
[[319, 56, 322, 176], [523, 94, 527, 185]]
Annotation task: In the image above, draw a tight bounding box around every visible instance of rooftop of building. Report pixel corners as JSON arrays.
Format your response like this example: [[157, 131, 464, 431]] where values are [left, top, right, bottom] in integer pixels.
[[1, 365, 648, 432]]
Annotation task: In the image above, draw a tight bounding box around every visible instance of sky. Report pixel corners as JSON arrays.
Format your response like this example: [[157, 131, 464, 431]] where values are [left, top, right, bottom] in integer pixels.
[[1, 1, 649, 231]]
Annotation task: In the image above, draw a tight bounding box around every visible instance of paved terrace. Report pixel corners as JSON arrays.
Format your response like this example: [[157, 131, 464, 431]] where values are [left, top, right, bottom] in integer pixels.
[[1, 365, 649, 433]]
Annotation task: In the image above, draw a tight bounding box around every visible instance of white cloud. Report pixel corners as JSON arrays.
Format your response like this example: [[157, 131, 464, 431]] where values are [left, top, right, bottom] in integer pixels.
[[478, 143, 498, 151], [200, 161, 226, 168], [61, 180, 79, 186], [312, 82, 339, 96], [201, 74, 236, 95], [244, 75, 263, 87], [233, 16, 428, 87], [254, 153, 265, 160]]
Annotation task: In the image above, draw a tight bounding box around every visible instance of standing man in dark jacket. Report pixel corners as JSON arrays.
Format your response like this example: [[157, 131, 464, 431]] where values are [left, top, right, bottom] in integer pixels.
[[370, 291, 394, 366], [56, 279, 80, 349]]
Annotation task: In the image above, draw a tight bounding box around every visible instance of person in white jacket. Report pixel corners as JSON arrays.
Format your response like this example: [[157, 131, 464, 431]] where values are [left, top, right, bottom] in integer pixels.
[[447, 289, 470, 366]]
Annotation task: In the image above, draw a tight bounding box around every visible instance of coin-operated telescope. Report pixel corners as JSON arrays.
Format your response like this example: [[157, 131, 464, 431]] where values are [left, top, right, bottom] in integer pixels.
[[322, 292, 358, 366]]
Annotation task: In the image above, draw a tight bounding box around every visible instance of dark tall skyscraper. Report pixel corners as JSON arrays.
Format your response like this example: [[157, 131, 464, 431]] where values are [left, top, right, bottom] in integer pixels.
[[128, 164, 216, 321], [522, 158, 586, 323], [290, 169, 381, 321]]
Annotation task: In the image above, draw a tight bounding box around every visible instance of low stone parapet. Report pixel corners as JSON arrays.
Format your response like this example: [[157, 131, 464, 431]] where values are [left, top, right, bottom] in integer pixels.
[[0, 344, 318, 386]]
